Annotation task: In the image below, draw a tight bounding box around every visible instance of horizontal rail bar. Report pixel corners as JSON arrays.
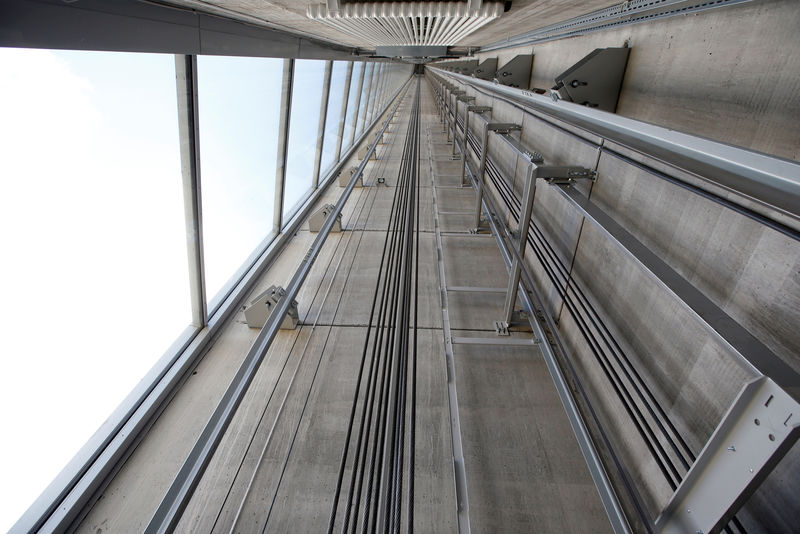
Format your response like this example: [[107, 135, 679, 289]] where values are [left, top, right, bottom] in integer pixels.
[[446, 286, 507, 293], [430, 68, 800, 220], [451, 337, 538, 346], [551, 182, 800, 401]]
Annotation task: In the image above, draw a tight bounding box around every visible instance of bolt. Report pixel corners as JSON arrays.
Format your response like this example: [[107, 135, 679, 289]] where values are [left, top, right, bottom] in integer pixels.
[[727, 445, 736, 452]]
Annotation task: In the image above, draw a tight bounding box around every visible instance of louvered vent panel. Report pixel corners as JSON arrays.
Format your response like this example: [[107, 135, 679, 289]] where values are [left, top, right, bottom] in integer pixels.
[[308, 2, 504, 46]]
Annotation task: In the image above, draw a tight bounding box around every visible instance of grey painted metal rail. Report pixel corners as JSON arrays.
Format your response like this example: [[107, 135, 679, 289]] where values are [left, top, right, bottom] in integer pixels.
[[430, 68, 800, 221], [143, 79, 412, 534]]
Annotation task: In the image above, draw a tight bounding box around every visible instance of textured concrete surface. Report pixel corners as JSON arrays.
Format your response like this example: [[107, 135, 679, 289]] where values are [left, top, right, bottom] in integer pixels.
[[469, 0, 800, 161]]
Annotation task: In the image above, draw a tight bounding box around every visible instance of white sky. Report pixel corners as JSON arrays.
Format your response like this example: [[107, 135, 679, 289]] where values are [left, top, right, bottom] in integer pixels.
[[0, 47, 398, 531]]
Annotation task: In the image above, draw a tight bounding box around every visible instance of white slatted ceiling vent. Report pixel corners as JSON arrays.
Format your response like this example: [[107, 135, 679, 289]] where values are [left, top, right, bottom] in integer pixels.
[[307, 2, 505, 46]]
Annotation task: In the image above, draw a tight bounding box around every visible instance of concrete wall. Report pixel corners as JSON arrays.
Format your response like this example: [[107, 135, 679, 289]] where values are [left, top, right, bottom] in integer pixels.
[[468, 0, 800, 162], [435, 4, 800, 523]]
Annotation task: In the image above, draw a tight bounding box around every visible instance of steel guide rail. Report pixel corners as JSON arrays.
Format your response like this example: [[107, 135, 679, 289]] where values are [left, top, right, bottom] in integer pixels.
[[429, 70, 799, 534], [143, 80, 413, 534], [430, 68, 800, 224], [428, 75, 638, 534], [436, 71, 723, 522]]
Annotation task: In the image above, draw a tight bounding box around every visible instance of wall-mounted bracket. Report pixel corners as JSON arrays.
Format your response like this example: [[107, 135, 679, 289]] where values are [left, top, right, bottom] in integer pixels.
[[655, 376, 800, 534], [308, 203, 343, 233], [473, 57, 498, 80], [467, 105, 492, 113], [457, 95, 476, 103], [554, 47, 630, 112], [338, 166, 363, 187], [494, 54, 533, 89], [358, 145, 377, 160], [243, 285, 299, 330], [487, 122, 522, 134], [453, 60, 478, 75], [538, 166, 597, 183]]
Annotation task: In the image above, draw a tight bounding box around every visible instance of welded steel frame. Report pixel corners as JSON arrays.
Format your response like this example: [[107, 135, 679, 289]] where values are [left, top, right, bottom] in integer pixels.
[[11, 64, 414, 534]]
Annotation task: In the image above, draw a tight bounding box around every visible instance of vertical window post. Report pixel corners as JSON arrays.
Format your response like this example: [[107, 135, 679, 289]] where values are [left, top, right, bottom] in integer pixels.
[[334, 62, 354, 163], [312, 60, 333, 189], [274, 58, 294, 233], [349, 61, 366, 147], [174, 54, 207, 327]]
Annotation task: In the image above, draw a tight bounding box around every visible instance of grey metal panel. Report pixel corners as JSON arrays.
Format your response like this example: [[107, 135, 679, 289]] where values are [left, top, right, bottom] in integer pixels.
[[175, 55, 207, 328], [430, 68, 800, 220], [0, 0, 361, 60]]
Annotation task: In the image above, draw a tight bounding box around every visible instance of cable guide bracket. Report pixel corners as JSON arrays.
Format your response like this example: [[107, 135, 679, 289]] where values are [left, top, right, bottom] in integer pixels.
[[539, 166, 597, 183], [487, 122, 521, 134]]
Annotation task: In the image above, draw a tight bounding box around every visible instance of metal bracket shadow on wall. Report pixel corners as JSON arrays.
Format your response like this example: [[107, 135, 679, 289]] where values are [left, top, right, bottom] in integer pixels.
[[494, 54, 533, 89], [553, 47, 631, 112]]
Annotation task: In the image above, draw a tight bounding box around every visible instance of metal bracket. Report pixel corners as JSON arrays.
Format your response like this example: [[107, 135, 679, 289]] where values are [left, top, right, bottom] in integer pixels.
[[453, 60, 479, 75], [487, 122, 522, 134], [493, 54, 533, 89], [467, 105, 492, 113], [554, 47, 631, 112], [537, 166, 597, 183], [494, 320, 509, 336], [358, 144, 377, 161], [473, 57, 498, 80], [308, 203, 343, 233], [655, 376, 800, 534], [243, 285, 299, 330], [338, 166, 363, 187], [457, 95, 476, 103]]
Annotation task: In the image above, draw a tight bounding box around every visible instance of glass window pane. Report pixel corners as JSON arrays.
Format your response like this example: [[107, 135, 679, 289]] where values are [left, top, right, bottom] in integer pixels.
[[320, 61, 349, 175], [356, 63, 374, 136], [0, 48, 189, 531], [197, 56, 282, 304], [342, 62, 363, 152], [283, 59, 326, 218]]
